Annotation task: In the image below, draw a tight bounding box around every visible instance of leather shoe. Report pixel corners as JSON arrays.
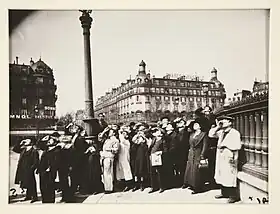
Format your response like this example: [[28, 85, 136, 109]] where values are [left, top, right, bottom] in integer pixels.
[[159, 189, 165, 193], [148, 189, 157, 194], [181, 185, 188, 189], [215, 194, 227, 199], [93, 191, 102, 195], [228, 198, 240, 203], [123, 187, 130, 192], [104, 191, 113, 194], [132, 186, 139, 192], [30, 198, 38, 203], [22, 197, 31, 202], [191, 191, 199, 195]]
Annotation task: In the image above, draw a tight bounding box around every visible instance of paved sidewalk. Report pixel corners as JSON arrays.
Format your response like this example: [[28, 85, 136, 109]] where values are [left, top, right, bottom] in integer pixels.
[[10, 187, 235, 204]]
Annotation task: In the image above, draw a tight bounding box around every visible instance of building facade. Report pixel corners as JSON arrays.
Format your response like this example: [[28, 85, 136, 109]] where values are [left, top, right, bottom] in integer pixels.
[[95, 60, 226, 124], [252, 81, 269, 96], [9, 57, 58, 129], [224, 80, 268, 107]]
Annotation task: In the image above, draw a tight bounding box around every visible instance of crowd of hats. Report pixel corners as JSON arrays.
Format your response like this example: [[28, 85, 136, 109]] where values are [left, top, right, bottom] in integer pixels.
[[19, 123, 85, 150], [18, 107, 234, 149]]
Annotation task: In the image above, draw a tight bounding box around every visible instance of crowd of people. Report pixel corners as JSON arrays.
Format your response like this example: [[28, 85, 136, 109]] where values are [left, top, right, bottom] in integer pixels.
[[12, 105, 243, 204]]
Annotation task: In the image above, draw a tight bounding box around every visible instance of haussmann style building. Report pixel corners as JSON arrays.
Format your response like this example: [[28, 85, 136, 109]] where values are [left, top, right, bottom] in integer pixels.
[[9, 57, 58, 130], [95, 60, 226, 124]]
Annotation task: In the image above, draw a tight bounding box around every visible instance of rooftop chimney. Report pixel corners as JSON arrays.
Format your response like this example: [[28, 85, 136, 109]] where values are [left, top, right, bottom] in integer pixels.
[[211, 67, 217, 79], [16, 56, 18, 64], [138, 60, 146, 75], [30, 57, 34, 66]]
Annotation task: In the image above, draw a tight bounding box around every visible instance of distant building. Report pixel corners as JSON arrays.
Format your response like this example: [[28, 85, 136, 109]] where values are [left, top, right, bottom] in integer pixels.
[[9, 57, 58, 129], [95, 60, 226, 124], [224, 80, 269, 106], [252, 81, 269, 96], [227, 90, 252, 103]]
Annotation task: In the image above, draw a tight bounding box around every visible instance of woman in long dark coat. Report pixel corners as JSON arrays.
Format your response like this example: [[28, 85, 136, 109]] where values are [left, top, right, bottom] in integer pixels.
[[132, 133, 149, 191], [13, 139, 39, 203], [183, 120, 208, 194], [37, 139, 59, 203], [83, 138, 104, 195], [69, 129, 88, 194]]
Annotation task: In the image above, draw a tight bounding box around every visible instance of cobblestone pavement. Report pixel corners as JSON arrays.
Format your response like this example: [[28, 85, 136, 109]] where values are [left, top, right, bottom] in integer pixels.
[[9, 149, 242, 204]]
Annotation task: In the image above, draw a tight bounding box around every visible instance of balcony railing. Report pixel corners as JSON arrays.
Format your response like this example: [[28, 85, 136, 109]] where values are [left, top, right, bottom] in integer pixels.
[[215, 92, 268, 181]]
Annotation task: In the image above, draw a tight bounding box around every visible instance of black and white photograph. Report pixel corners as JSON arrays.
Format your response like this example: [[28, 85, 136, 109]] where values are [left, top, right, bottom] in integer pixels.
[[8, 8, 270, 204]]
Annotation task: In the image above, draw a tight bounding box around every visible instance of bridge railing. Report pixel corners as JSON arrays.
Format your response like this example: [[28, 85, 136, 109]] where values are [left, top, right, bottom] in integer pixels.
[[215, 92, 268, 181]]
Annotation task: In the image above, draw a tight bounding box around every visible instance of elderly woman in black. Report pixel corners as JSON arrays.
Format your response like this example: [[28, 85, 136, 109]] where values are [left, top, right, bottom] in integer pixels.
[[131, 125, 151, 192], [183, 119, 209, 194]]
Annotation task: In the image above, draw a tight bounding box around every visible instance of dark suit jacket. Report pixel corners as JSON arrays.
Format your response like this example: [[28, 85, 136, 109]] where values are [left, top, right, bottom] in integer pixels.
[[148, 137, 168, 155]]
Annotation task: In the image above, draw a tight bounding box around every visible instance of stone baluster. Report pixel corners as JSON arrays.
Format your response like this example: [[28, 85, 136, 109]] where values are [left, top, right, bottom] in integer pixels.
[[244, 113, 250, 162], [239, 114, 245, 142], [235, 115, 240, 132], [232, 116, 236, 129], [255, 111, 262, 166], [249, 113, 256, 164], [261, 110, 268, 168]]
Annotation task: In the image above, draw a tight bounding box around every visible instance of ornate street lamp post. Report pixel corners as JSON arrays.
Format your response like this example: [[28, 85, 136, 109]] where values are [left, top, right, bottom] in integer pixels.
[[202, 83, 209, 107], [79, 10, 100, 138]]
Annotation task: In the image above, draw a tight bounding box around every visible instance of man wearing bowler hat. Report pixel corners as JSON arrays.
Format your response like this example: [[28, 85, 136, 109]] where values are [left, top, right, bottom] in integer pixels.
[[208, 115, 242, 203]]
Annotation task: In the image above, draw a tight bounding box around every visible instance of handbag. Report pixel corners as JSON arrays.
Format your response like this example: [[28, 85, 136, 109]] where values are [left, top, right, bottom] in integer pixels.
[[198, 158, 209, 169], [151, 153, 162, 166]]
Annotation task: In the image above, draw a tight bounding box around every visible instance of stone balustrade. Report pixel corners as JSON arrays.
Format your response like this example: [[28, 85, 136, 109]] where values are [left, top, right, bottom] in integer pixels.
[[215, 92, 268, 181]]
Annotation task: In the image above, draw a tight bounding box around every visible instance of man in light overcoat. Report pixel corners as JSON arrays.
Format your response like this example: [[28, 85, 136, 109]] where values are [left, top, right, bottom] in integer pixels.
[[208, 115, 242, 203]]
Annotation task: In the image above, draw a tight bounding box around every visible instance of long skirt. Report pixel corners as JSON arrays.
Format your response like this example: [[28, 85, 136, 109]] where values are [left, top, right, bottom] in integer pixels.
[[184, 148, 205, 191], [85, 154, 104, 193]]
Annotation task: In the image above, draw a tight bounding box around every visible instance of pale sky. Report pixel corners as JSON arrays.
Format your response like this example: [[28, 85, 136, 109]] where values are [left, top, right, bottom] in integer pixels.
[[10, 10, 268, 117]]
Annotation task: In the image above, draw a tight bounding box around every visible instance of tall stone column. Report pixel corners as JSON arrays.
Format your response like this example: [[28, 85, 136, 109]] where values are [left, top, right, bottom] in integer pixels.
[[261, 110, 268, 168], [249, 113, 256, 164], [255, 111, 262, 166], [79, 10, 99, 137], [235, 115, 240, 132], [239, 114, 245, 142], [244, 113, 250, 163]]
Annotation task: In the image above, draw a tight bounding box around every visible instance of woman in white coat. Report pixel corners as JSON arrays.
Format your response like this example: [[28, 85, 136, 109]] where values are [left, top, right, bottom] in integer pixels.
[[208, 115, 242, 203], [116, 128, 133, 191]]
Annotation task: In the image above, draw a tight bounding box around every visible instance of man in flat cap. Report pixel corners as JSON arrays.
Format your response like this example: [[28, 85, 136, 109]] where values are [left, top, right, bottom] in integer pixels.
[[208, 115, 242, 203]]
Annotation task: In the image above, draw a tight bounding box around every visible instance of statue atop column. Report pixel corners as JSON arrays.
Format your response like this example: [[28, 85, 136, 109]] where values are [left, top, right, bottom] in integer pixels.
[[79, 10, 93, 30]]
